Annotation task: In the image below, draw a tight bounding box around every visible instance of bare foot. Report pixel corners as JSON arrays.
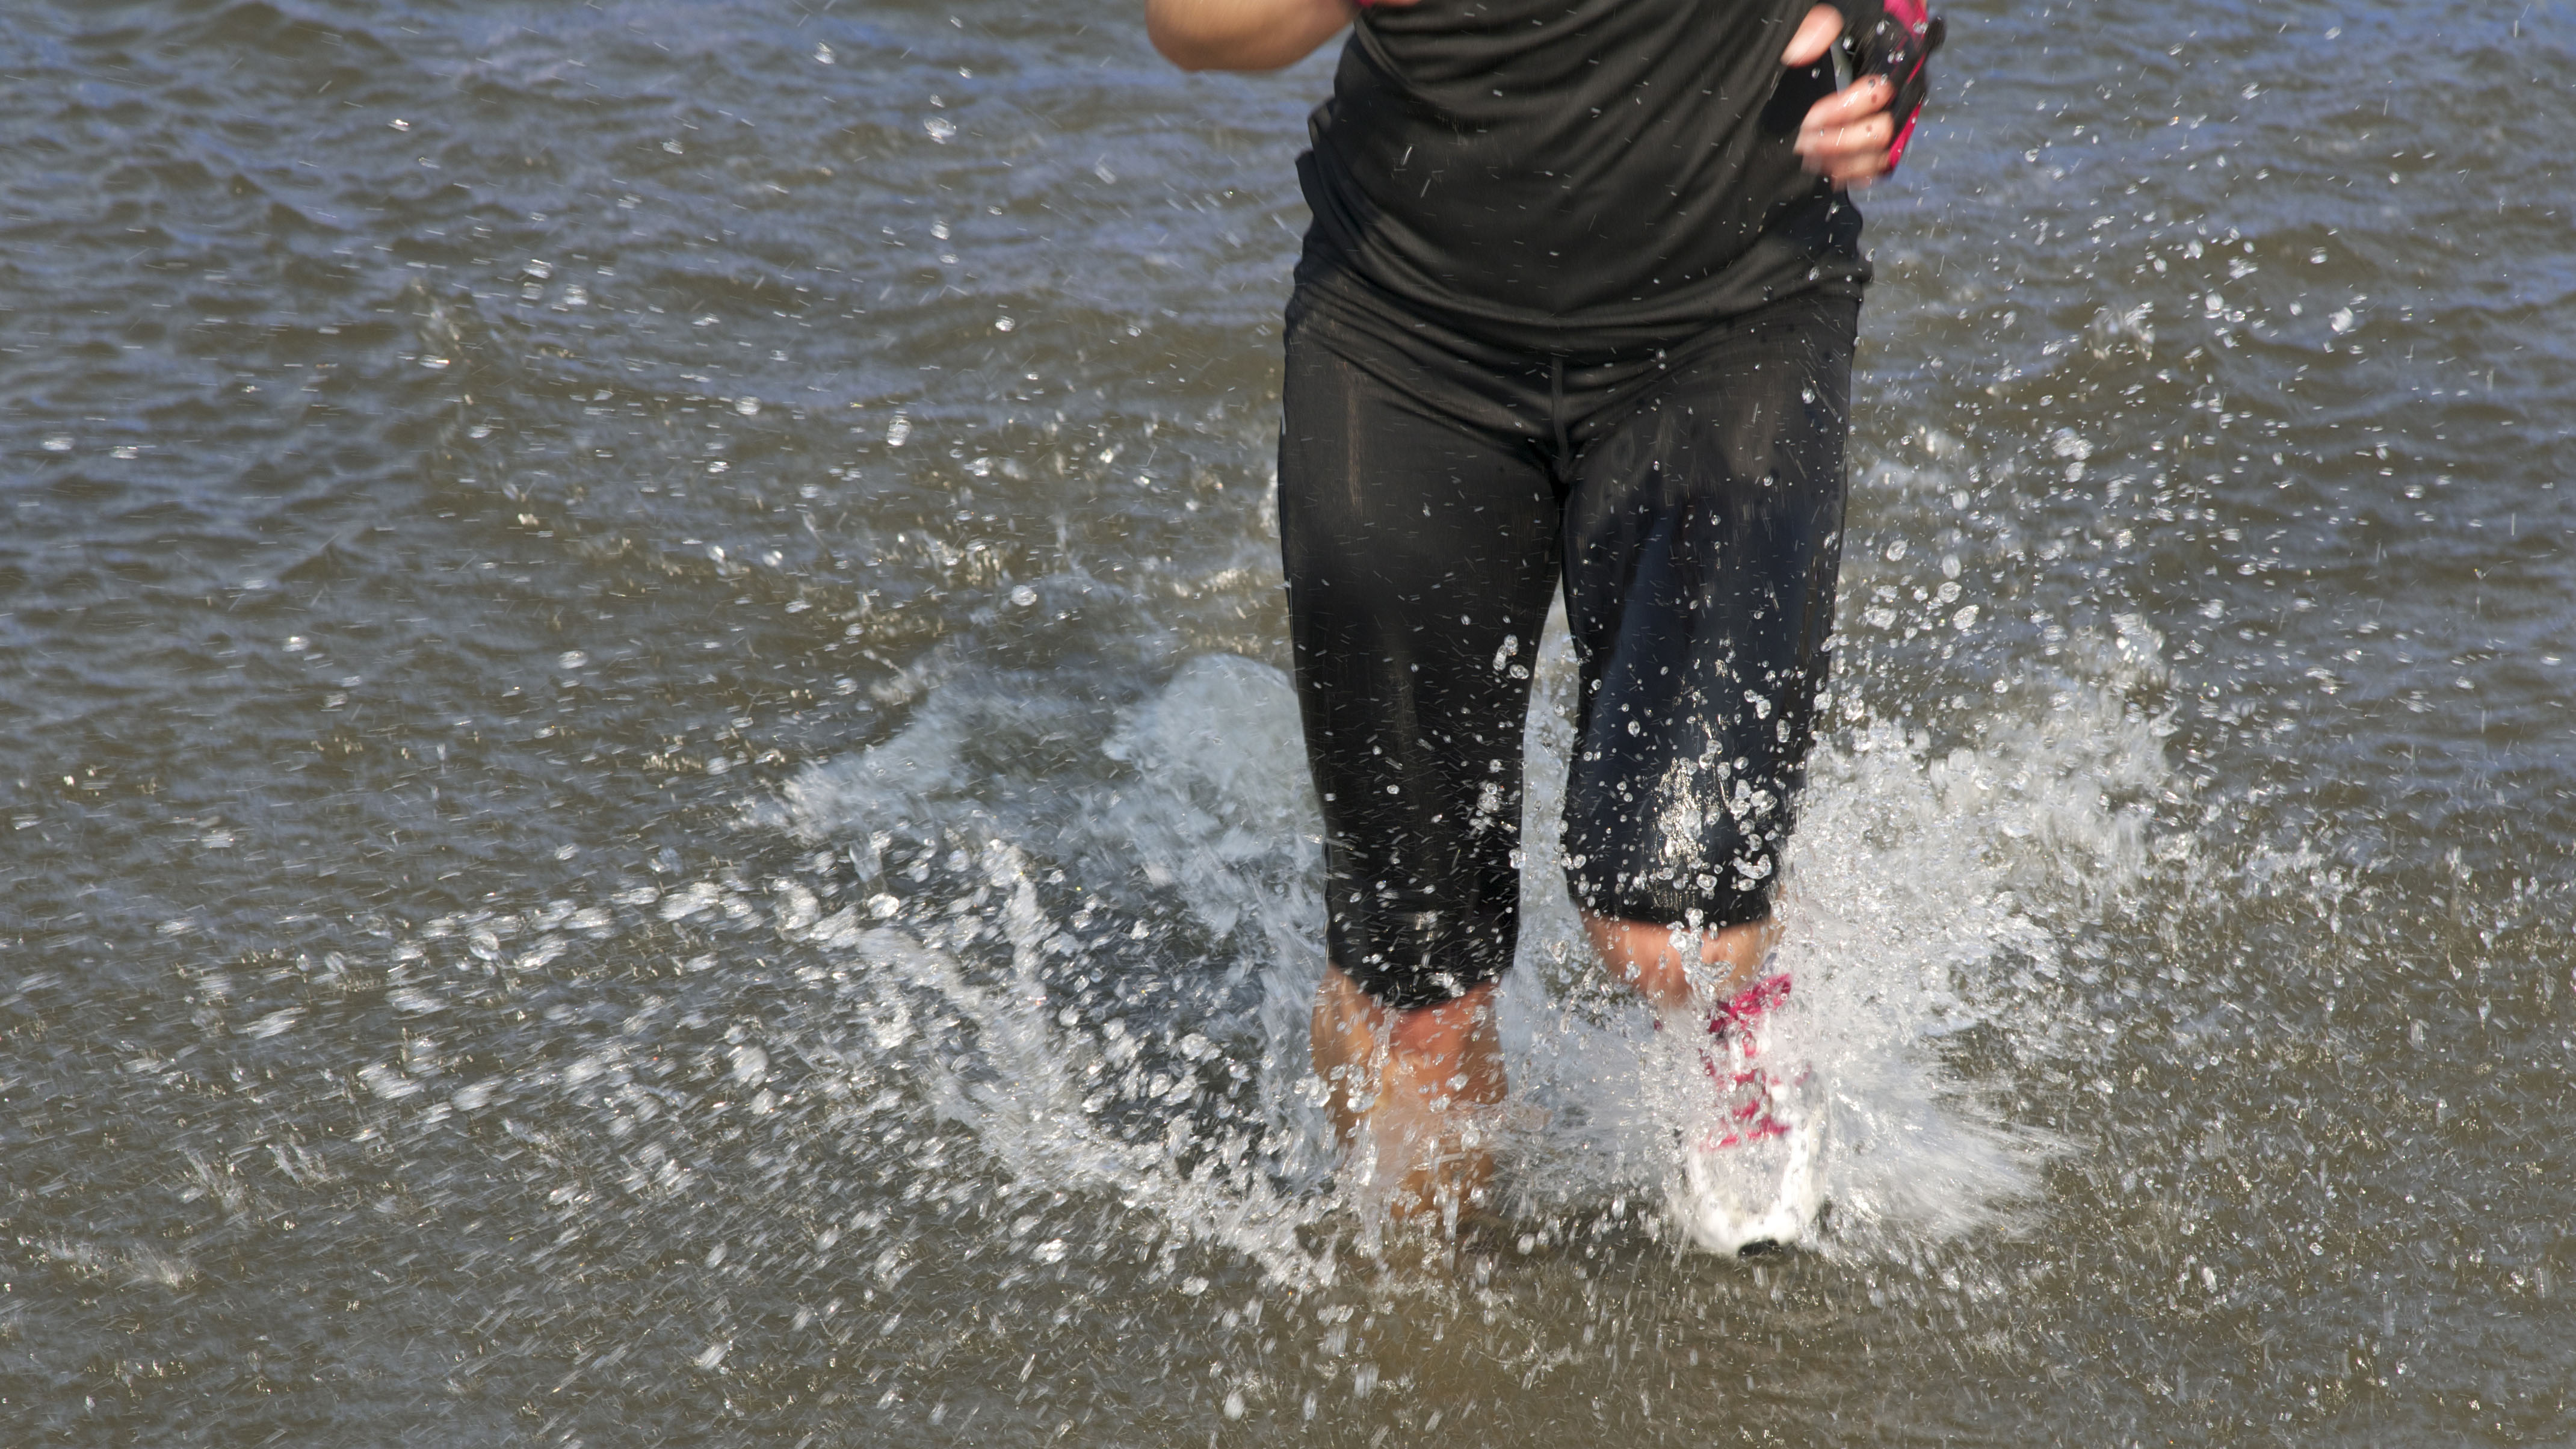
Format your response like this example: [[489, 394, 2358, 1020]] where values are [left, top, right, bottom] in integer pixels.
[[1309, 965, 1505, 1226]]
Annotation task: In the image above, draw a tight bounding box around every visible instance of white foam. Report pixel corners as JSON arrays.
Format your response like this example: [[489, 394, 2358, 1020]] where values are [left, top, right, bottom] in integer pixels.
[[795, 852, 1336, 1290], [1098, 652, 1323, 976]]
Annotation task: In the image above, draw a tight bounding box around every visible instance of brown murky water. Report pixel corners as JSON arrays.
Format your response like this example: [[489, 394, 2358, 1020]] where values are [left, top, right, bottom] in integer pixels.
[[4, 0, 2572, 1443]]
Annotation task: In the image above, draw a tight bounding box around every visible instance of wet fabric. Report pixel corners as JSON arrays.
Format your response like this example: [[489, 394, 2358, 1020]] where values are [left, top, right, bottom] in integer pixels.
[[1278, 277, 1857, 1010], [1296, 0, 1868, 354]]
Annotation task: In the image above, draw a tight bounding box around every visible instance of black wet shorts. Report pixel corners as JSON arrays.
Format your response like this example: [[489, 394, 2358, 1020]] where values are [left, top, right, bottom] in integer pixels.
[[1277, 275, 1857, 1011]]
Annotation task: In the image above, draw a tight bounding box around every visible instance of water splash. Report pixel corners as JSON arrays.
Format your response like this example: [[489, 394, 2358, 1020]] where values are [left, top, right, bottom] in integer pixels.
[[749, 600, 2183, 1279]]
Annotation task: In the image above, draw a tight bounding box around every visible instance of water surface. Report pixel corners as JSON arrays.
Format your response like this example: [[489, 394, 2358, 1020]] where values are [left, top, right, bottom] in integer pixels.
[[3, 0, 2572, 1444]]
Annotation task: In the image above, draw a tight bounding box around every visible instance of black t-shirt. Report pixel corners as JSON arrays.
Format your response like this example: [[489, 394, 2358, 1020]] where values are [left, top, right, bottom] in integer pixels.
[[1296, 0, 1868, 351]]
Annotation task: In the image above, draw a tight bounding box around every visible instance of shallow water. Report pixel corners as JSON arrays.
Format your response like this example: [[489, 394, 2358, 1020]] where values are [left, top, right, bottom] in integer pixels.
[[3, 0, 2572, 1443]]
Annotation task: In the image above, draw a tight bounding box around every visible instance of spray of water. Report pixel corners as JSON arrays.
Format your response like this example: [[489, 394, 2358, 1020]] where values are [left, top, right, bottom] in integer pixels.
[[751, 587, 2185, 1282]]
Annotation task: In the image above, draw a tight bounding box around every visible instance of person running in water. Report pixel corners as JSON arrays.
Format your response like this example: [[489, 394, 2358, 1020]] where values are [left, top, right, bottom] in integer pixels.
[[1147, 0, 1941, 1243]]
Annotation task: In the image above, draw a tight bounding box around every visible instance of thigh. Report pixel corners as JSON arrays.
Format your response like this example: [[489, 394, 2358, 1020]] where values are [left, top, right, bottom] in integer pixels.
[[1556, 294, 1859, 928], [1277, 307, 1561, 1009]]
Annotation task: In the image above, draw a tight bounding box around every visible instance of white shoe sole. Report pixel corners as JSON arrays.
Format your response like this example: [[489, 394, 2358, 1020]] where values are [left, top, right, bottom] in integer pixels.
[[1673, 1113, 1826, 1256]]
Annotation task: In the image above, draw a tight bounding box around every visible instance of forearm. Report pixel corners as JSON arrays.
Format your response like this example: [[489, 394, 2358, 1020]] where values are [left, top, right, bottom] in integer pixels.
[[1146, 0, 1356, 72]]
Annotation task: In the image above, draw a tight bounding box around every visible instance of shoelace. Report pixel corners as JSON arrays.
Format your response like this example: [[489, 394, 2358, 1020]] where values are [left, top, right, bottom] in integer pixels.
[[1696, 972, 1796, 1152]]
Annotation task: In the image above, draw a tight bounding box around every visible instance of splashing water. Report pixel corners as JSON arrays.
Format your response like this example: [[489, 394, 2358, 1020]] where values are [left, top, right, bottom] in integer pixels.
[[752, 591, 2185, 1285]]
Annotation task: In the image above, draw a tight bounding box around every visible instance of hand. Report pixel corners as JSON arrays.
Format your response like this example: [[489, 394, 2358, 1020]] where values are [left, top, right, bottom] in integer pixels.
[[1782, 5, 1897, 189], [1147, 0, 1410, 73]]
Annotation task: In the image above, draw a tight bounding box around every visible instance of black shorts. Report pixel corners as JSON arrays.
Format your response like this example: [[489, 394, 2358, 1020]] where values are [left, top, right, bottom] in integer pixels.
[[1277, 273, 1857, 1011]]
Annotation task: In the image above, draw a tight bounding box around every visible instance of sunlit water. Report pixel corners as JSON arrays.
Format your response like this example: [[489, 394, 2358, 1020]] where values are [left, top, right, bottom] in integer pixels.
[[3, 0, 2572, 1443]]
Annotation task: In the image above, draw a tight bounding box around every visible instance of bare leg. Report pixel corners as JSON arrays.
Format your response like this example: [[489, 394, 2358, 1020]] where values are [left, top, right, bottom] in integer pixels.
[[1306, 919, 1772, 1223], [1310, 966, 1505, 1223], [1582, 913, 1781, 1016]]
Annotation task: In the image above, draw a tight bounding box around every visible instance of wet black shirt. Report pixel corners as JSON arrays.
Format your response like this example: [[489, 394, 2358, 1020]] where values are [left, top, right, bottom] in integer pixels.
[[1296, 0, 1867, 351]]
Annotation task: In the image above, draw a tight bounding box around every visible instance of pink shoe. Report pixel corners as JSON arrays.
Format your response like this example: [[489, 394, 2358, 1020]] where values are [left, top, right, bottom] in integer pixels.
[[1696, 974, 1797, 1151], [1672, 973, 1825, 1255]]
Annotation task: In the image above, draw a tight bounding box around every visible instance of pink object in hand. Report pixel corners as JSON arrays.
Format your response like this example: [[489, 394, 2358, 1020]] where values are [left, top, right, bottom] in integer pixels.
[[1847, 0, 1947, 170]]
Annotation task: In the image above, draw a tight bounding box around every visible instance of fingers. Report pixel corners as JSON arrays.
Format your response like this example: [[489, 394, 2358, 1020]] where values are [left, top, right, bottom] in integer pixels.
[[1799, 98, 1892, 152], [1795, 105, 1896, 187], [1805, 73, 1892, 126], [1778, 3, 1847, 66], [1795, 71, 1895, 187]]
